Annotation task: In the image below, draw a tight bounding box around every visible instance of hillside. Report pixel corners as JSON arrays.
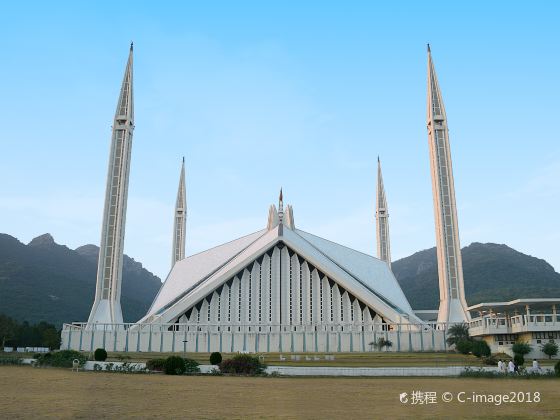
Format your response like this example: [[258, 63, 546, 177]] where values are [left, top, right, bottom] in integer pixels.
[[392, 242, 560, 309], [0, 233, 161, 327]]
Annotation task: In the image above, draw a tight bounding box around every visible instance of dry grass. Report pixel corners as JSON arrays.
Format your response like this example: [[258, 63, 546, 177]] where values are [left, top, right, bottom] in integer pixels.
[[1, 366, 559, 419]]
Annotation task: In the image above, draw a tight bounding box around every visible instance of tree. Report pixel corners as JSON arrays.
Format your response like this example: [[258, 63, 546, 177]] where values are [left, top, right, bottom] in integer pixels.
[[446, 323, 470, 346], [541, 342, 559, 360], [0, 315, 16, 349], [512, 342, 532, 357]]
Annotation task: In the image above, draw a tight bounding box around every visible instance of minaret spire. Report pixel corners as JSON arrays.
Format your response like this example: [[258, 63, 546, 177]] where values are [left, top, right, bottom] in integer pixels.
[[375, 157, 391, 268], [426, 46, 470, 324], [88, 45, 135, 325], [172, 157, 187, 267]]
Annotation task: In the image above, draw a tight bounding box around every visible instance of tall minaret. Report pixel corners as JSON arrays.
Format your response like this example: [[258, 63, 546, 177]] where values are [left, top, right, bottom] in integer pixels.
[[172, 157, 187, 267], [426, 45, 470, 324], [88, 44, 134, 325], [376, 157, 391, 268]]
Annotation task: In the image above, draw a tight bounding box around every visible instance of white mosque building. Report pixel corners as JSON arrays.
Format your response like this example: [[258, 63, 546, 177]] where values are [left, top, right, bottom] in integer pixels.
[[61, 45, 560, 357]]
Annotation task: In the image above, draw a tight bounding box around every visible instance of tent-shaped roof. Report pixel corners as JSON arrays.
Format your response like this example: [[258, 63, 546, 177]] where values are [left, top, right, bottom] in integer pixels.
[[140, 224, 421, 325]]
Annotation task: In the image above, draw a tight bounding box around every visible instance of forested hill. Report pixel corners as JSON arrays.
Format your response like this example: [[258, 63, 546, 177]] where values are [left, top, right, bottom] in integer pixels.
[[0, 233, 161, 327], [393, 242, 560, 309]]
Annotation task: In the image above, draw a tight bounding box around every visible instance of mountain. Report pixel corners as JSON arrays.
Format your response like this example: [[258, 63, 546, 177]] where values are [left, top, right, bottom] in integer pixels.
[[392, 242, 560, 309], [0, 233, 162, 327]]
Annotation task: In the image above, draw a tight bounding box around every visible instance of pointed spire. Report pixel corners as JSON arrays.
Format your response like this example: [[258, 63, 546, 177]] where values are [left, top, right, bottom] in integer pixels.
[[172, 157, 187, 267], [278, 188, 284, 224], [426, 46, 469, 323], [115, 45, 134, 124], [375, 157, 391, 268]]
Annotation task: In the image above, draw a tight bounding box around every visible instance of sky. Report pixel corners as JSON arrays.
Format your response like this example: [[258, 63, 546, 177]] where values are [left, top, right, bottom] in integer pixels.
[[0, 1, 559, 280]]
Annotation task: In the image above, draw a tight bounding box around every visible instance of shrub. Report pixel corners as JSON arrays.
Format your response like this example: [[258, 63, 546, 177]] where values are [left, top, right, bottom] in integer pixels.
[[512, 342, 532, 356], [94, 348, 108, 361], [36, 350, 86, 368], [455, 339, 472, 355], [471, 340, 491, 358], [184, 358, 200, 374], [555, 360, 560, 377], [0, 357, 23, 365], [374, 337, 393, 350], [541, 342, 559, 359], [481, 355, 498, 366], [514, 353, 525, 367], [146, 358, 166, 372], [210, 352, 222, 365], [164, 356, 186, 375], [219, 354, 266, 375]]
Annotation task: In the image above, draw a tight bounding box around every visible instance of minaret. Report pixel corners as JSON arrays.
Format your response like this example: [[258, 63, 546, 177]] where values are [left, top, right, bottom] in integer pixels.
[[376, 157, 391, 268], [278, 188, 284, 223], [172, 157, 187, 267], [88, 44, 134, 325], [426, 45, 470, 324]]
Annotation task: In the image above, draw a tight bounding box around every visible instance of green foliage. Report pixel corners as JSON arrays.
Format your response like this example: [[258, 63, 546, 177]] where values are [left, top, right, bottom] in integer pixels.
[[164, 356, 186, 375], [455, 339, 473, 355], [36, 350, 87, 368], [512, 342, 532, 356], [218, 354, 266, 375], [184, 358, 200, 374], [541, 342, 559, 359], [446, 323, 470, 346], [0, 357, 23, 365], [481, 355, 498, 366], [146, 358, 166, 372], [555, 360, 560, 376], [513, 354, 525, 367], [0, 314, 60, 349], [210, 352, 222, 365], [94, 348, 107, 361], [461, 367, 557, 379], [471, 340, 491, 358]]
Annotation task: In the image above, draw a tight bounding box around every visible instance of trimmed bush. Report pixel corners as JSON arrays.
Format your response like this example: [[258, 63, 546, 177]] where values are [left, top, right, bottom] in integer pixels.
[[164, 356, 186, 375], [481, 355, 498, 366], [455, 339, 472, 355], [146, 358, 166, 372], [210, 352, 222, 365], [471, 340, 491, 358], [184, 358, 200, 374], [218, 354, 266, 375], [94, 348, 108, 362], [554, 360, 560, 377], [36, 350, 87, 368]]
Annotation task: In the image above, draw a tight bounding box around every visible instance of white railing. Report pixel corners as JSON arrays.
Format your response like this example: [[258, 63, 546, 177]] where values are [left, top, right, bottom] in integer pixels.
[[470, 313, 559, 335]]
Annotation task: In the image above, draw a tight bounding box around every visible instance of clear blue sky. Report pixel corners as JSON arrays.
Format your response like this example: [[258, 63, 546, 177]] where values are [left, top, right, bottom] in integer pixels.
[[0, 1, 558, 279]]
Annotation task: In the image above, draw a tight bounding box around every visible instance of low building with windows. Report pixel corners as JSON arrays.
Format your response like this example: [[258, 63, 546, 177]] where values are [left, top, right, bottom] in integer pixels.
[[468, 299, 560, 358]]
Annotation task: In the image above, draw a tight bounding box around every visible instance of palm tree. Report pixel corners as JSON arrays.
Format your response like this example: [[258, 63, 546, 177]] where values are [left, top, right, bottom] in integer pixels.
[[446, 323, 470, 346]]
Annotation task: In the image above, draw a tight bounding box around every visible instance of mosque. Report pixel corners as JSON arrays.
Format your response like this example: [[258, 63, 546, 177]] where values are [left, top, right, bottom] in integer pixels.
[[61, 45, 560, 357]]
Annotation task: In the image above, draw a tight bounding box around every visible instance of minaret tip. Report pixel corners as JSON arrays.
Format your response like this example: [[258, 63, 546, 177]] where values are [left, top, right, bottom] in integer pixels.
[[279, 188, 283, 203], [182, 156, 185, 164], [130, 41, 134, 51], [377, 155, 380, 163], [427, 43, 431, 53]]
